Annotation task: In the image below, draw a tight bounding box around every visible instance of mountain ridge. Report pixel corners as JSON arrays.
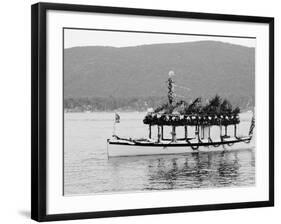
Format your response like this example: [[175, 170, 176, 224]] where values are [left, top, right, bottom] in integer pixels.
[[64, 41, 255, 106], [65, 40, 254, 50]]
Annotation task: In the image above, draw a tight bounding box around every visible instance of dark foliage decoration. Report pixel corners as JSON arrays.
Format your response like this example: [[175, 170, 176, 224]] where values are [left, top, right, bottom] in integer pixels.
[[143, 95, 240, 126]]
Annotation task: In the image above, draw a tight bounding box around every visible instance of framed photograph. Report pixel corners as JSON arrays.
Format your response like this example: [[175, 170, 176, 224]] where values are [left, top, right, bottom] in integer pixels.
[[31, 2, 274, 222]]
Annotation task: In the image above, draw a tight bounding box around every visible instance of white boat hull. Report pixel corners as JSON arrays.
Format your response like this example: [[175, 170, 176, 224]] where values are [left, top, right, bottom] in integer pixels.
[[107, 138, 254, 157]]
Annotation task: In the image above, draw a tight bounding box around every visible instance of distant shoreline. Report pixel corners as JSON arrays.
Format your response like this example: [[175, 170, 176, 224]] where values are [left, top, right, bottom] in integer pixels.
[[64, 108, 254, 114]]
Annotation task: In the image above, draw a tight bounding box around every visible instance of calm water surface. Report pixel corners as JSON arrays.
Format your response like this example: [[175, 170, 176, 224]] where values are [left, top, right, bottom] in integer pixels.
[[64, 112, 255, 195]]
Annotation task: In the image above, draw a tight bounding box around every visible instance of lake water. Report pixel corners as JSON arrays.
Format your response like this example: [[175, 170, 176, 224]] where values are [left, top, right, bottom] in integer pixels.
[[64, 112, 255, 195]]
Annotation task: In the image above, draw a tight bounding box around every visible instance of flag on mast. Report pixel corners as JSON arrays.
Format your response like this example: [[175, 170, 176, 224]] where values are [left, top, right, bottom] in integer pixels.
[[115, 113, 120, 123], [249, 111, 255, 136]]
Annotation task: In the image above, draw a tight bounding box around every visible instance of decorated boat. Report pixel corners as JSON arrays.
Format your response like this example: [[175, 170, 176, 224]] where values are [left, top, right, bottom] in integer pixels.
[[107, 71, 254, 157]]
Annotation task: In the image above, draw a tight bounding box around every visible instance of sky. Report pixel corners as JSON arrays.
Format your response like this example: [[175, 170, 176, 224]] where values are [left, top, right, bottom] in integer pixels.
[[64, 28, 256, 49]]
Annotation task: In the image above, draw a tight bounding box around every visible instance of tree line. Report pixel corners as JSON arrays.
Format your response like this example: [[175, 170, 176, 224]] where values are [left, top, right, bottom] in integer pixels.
[[64, 95, 254, 112]]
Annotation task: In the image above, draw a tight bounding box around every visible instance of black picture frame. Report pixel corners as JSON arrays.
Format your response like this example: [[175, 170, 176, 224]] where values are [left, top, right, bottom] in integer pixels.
[[31, 2, 274, 222]]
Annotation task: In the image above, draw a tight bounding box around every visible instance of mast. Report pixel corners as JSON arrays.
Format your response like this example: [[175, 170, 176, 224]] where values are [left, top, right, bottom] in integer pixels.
[[167, 71, 175, 105], [168, 71, 177, 142]]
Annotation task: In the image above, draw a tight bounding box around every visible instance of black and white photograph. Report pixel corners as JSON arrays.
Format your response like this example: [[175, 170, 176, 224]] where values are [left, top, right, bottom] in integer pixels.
[[30, 2, 274, 222], [63, 28, 256, 195]]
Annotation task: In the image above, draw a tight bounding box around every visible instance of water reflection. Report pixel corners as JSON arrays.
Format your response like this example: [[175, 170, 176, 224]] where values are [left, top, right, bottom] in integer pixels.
[[141, 149, 254, 190]]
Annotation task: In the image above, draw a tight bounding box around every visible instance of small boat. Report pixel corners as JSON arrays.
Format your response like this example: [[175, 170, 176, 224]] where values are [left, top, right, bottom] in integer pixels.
[[107, 135, 253, 157], [107, 71, 254, 157]]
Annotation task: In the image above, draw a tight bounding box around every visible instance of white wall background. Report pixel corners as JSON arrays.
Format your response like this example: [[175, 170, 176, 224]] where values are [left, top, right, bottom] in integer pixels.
[[0, 0, 279, 223]]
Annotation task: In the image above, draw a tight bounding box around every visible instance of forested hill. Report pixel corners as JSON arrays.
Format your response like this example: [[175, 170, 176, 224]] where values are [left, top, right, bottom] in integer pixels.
[[64, 41, 255, 111]]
